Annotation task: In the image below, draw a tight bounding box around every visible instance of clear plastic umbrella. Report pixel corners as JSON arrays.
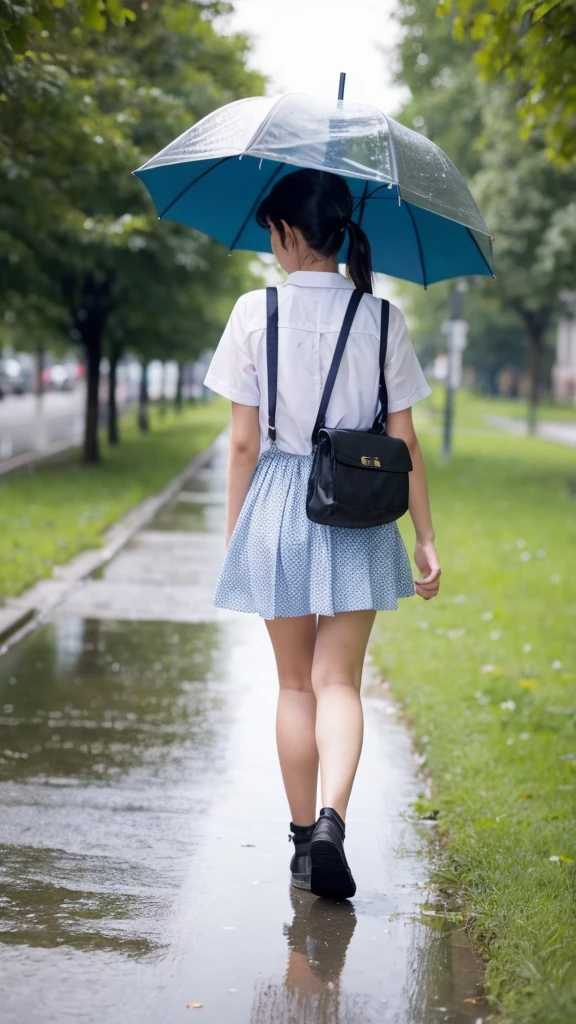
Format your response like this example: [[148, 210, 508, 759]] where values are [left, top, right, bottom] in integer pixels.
[[134, 89, 494, 286]]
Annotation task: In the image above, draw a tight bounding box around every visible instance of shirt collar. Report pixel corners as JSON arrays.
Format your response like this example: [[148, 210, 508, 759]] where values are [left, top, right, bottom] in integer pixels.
[[284, 270, 354, 289]]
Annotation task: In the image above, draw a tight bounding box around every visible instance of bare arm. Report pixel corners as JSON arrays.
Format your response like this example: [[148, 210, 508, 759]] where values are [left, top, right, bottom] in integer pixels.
[[386, 407, 441, 600], [225, 402, 261, 546]]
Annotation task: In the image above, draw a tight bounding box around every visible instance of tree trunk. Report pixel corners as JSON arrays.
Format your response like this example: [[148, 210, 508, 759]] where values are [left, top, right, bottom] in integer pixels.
[[158, 361, 167, 418], [175, 362, 184, 412], [33, 346, 46, 452], [138, 361, 149, 433], [83, 328, 102, 463], [63, 274, 112, 465], [107, 344, 120, 445], [526, 326, 543, 436], [35, 347, 44, 397]]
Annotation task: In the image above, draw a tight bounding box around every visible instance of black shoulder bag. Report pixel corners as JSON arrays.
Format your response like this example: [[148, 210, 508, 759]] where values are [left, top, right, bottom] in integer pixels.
[[266, 286, 413, 529]]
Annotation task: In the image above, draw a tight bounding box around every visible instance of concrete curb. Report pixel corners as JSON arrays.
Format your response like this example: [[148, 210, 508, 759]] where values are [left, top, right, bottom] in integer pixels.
[[0, 438, 81, 478], [0, 432, 225, 656]]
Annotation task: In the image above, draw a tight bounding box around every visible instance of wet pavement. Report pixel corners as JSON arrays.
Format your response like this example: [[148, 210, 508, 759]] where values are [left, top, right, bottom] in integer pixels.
[[0, 433, 489, 1023]]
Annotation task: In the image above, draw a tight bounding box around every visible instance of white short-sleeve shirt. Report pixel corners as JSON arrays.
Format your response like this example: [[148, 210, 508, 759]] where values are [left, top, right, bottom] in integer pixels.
[[204, 270, 431, 455]]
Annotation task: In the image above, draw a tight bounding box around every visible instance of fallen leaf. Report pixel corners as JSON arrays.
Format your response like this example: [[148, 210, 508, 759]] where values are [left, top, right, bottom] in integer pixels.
[[186, 1002, 203, 1009], [559, 855, 574, 864], [518, 679, 537, 689], [463, 997, 479, 1004]]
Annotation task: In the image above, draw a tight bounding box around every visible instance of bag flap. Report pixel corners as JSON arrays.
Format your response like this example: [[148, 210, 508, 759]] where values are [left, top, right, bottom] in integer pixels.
[[320, 428, 413, 473]]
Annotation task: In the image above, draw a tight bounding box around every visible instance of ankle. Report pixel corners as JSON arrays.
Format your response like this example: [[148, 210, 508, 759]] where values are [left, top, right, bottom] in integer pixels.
[[289, 820, 316, 834], [319, 806, 346, 835]]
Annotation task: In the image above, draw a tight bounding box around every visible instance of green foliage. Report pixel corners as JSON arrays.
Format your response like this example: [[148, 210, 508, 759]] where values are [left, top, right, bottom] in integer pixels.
[[0, 0, 264, 458], [0, 398, 229, 596], [440, 0, 576, 164], [373, 398, 576, 1023], [392, 0, 576, 416], [0, 0, 136, 71]]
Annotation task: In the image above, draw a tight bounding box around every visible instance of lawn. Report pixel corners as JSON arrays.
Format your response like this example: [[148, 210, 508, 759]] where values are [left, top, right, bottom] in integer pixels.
[[372, 394, 576, 1023], [434, 385, 576, 428], [0, 399, 229, 598]]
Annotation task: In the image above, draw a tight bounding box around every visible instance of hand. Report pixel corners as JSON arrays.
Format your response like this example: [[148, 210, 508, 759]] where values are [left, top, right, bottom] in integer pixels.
[[414, 540, 441, 600]]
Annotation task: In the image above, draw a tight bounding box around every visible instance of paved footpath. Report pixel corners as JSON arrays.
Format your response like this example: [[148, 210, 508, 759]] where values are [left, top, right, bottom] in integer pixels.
[[486, 414, 576, 448], [0, 432, 489, 1024]]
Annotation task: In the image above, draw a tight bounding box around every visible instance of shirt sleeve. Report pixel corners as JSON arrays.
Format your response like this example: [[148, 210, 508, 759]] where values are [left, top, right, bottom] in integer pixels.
[[384, 305, 432, 413], [203, 294, 260, 406]]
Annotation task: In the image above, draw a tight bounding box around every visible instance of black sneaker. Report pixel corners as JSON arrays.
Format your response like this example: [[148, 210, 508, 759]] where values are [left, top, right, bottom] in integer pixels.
[[309, 806, 356, 900], [288, 821, 316, 890]]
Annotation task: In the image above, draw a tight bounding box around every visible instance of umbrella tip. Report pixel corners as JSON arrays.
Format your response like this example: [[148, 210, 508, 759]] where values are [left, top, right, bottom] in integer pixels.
[[338, 72, 346, 102]]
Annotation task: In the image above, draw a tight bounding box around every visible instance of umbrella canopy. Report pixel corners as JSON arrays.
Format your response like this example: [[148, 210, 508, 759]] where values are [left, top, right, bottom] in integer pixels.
[[133, 92, 494, 287]]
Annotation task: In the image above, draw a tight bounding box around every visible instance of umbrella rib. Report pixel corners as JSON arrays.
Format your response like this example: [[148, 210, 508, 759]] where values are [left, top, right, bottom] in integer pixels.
[[405, 202, 427, 290], [466, 227, 496, 278], [158, 156, 233, 220], [229, 162, 284, 252]]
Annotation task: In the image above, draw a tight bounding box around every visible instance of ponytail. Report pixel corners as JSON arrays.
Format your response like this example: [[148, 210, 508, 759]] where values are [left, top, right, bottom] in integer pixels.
[[346, 220, 373, 294]]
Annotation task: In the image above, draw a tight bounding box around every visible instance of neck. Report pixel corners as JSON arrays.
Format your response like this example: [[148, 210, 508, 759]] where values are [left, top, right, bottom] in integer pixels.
[[296, 254, 339, 273]]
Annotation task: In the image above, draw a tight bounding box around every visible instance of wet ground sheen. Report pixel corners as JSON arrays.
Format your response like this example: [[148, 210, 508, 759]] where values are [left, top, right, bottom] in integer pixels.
[[0, 433, 489, 1023]]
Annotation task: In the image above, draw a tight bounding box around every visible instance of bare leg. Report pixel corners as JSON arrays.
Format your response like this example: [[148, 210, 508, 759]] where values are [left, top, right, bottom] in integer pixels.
[[311, 610, 377, 821], [265, 615, 319, 826]]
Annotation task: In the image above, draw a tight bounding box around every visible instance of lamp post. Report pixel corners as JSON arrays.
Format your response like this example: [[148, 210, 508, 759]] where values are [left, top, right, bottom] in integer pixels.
[[441, 280, 468, 462]]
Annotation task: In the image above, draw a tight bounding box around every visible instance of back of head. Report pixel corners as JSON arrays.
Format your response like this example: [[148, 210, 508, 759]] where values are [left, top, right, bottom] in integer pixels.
[[256, 169, 373, 294]]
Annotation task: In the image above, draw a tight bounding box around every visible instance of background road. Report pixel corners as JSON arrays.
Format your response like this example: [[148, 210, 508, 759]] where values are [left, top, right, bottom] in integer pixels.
[[0, 390, 85, 463]]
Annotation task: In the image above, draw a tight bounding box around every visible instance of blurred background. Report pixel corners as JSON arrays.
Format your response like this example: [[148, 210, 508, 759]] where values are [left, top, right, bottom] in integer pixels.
[[1, 0, 575, 480]]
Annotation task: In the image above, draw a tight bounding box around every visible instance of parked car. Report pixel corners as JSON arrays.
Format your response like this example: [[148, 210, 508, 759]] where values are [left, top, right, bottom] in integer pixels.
[[42, 361, 80, 391], [0, 358, 26, 398]]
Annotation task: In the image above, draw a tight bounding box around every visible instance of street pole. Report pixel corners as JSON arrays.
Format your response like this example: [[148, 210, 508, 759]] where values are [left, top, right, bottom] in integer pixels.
[[441, 281, 468, 462]]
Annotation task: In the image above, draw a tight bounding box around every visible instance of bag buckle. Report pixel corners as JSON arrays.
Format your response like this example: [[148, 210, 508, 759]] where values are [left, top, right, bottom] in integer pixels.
[[361, 455, 381, 467]]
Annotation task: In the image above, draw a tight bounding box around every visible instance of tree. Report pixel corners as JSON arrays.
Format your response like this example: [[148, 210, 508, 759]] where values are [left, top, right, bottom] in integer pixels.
[[440, 0, 576, 164], [0, 0, 264, 462], [391, 0, 576, 427], [0, 0, 135, 70], [473, 100, 576, 429]]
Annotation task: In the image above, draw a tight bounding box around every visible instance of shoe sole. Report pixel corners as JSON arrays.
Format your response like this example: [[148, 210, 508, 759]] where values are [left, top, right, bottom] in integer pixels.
[[291, 874, 311, 890], [309, 839, 356, 900]]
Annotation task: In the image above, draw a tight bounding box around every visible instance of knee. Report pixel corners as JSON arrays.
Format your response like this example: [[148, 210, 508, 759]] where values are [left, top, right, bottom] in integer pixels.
[[310, 669, 359, 697], [278, 673, 314, 694]]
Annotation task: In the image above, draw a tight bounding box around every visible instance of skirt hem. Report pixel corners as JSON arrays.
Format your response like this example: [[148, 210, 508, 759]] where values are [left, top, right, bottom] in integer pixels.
[[213, 591, 415, 621]]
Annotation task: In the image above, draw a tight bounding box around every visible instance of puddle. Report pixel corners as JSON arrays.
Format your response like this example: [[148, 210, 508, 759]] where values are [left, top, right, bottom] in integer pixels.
[[0, 428, 489, 1022], [150, 498, 224, 533]]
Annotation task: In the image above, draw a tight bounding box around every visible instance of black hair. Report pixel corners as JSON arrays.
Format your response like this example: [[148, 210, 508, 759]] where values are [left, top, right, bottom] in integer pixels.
[[256, 169, 373, 294]]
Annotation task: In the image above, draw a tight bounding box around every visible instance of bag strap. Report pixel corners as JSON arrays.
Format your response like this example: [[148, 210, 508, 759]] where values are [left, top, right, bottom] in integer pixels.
[[311, 289, 363, 444], [266, 286, 279, 441], [265, 287, 388, 444], [372, 298, 390, 432]]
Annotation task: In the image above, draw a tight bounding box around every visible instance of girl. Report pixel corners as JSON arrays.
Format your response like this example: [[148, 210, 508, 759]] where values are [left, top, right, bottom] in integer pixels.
[[203, 169, 441, 901]]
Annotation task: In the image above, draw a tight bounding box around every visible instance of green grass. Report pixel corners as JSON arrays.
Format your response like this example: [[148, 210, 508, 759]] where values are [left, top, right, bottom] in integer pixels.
[[0, 400, 229, 598], [430, 385, 576, 429], [372, 391, 576, 1023]]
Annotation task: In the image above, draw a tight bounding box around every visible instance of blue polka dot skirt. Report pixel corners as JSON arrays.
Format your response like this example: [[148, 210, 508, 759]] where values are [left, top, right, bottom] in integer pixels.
[[213, 444, 416, 620]]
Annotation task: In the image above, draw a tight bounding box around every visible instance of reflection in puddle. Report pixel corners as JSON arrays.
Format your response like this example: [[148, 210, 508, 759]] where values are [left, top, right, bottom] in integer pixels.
[[0, 428, 489, 1023], [150, 496, 224, 533], [0, 617, 231, 975], [250, 890, 363, 1023]]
